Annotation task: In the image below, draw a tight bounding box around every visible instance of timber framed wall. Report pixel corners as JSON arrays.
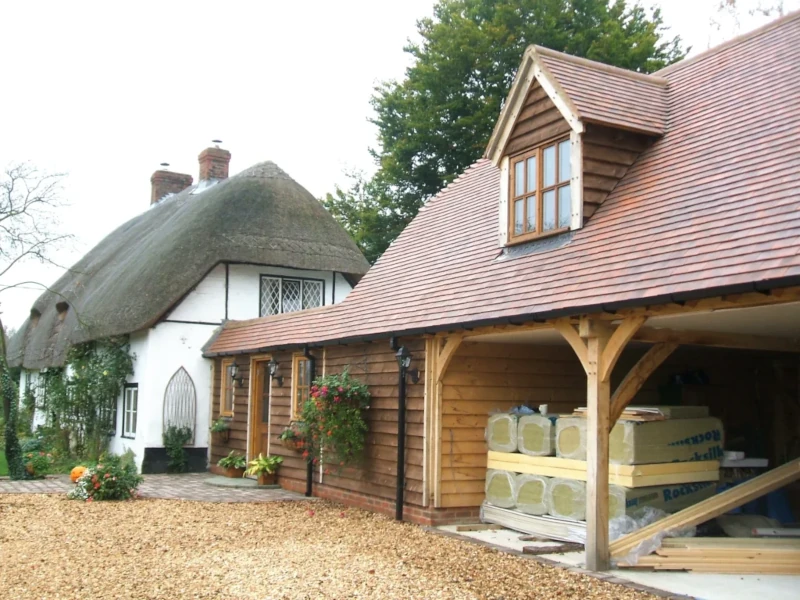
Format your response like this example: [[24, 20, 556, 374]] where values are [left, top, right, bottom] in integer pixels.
[[435, 339, 800, 510]]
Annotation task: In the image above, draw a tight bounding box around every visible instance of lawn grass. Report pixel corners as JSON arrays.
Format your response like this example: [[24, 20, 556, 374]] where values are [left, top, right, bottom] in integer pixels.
[[0, 450, 8, 476]]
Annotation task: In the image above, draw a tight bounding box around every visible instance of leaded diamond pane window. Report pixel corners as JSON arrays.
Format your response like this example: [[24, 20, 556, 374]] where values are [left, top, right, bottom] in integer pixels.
[[302, 280, 323, 309], [261, 277, 281, 316], [282, 279, 302, 313], [259, 276, 324, 317]]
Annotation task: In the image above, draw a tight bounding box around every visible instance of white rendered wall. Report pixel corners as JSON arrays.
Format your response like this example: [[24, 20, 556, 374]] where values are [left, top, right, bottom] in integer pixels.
[[227, 264, 342, 320], [167, 263, 226, 323], [107, 331, 149, 465]]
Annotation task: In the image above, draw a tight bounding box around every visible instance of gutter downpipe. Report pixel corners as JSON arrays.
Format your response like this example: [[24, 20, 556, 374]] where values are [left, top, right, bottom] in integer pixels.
[[304, 346, 316, 498], [389, 337, 406, 521]]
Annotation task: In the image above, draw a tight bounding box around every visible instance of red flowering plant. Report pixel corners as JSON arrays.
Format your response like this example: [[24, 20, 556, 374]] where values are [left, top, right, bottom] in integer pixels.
[[299, 369, 370, 468], [67, 453, 143, 502]]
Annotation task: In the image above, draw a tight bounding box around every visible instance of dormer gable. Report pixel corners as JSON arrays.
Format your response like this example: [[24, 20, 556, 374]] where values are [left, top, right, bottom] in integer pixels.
[[486, 45, 668, 246]]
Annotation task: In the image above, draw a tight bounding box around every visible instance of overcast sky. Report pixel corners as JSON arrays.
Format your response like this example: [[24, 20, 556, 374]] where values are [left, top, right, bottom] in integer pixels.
[[2, 0, 797, 330]]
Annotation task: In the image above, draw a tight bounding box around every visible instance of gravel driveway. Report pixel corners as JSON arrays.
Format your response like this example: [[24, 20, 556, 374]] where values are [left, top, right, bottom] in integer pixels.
[[0, 494, 656, 599]]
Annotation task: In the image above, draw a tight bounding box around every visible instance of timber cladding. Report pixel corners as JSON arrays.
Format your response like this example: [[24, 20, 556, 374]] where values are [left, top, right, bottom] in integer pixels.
[[504, 81, 571, 157], [439, 342, 587, 508], [210, 338, 426, 507]]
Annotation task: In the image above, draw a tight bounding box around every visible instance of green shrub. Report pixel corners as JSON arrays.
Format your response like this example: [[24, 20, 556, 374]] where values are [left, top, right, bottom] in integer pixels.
[[217, 451, 246, 470], [67, 453, 143, 502], [22, 451, 53, 478], [163, 425, 193, 473]]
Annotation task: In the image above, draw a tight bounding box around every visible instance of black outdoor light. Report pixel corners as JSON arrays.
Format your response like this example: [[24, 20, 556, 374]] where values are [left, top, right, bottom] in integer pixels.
[[268, 358, 284, 387], [395, 347, 420, 384], [230, 360, 245, 388]]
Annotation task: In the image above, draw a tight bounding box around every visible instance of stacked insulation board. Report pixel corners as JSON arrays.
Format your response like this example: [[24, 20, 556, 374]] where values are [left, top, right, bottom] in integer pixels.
[[482, 409, 723, 539]]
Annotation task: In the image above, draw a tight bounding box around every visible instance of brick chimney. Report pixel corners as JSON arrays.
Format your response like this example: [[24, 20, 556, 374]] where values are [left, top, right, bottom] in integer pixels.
[[198, 145, 231, 180], [150, 169, 193, 205]]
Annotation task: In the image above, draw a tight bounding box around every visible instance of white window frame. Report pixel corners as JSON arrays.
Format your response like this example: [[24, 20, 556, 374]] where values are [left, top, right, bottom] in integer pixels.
[[259, 275, 324, 317], [122, 384, 138, 439]]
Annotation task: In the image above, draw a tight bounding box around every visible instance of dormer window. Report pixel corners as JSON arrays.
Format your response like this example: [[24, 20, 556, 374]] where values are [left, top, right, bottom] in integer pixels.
[[509, 137, 571, 242]]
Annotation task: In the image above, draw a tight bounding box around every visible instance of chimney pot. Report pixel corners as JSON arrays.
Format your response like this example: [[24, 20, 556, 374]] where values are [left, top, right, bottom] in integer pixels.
[[198, 146, 231, 180], [150, 170, 193, 205]]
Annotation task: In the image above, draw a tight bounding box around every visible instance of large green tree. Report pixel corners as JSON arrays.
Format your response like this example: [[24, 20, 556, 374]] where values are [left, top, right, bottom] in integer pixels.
[[324, 0, 685, 263]]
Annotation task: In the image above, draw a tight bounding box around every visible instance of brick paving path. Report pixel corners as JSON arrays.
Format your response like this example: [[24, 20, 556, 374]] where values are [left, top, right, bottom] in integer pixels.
[[0, 473, 309, 503]]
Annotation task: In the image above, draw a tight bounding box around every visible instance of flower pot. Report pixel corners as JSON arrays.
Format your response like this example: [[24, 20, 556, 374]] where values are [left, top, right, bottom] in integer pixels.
[[25, 462, 35, 475], [281, 437, 305, 452], [223, 467, 245, 478], [257, 472, 277, 486]]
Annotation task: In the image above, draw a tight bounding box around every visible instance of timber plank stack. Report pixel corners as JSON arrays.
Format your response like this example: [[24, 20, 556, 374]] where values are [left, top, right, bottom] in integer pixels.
[[620, 538, 800, 575]]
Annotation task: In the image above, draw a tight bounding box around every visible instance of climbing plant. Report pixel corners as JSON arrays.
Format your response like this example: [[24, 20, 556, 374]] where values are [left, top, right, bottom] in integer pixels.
[[38, 336, 135, 460], [162, 425, 192, 473]]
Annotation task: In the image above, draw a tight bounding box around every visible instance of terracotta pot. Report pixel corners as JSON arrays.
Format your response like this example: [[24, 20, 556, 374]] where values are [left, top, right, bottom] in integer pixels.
[[25, 462, 35, 475], [257, 472, 277, 486], [223, 467, 245, 478]]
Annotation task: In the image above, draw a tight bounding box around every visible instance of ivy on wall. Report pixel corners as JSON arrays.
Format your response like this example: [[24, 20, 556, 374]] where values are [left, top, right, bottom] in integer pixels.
[[36, 336, 135, 460]]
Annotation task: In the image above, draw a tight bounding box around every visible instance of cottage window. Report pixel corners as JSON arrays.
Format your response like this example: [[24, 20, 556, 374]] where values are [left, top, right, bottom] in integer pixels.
[[260, 276, 324, 317], [291, 355, 310, 418], [220, 359, 235, 417], [509, 138, 571, 242], [122, 384, 138, 439]]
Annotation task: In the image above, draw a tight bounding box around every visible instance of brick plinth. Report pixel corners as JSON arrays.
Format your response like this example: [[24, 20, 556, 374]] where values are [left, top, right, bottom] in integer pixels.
[[279, 477, 481, 526]]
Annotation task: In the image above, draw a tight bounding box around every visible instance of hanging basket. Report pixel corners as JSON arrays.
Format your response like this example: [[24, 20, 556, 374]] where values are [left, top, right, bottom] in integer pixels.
[[281, 437, 306, 452]]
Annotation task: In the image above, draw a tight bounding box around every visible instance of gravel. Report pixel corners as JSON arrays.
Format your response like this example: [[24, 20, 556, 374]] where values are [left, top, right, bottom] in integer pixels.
[[0, 494, 656, 599]]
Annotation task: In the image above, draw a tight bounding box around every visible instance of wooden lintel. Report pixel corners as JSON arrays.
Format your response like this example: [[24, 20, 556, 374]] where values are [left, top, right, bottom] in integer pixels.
[[609, 342, 678, 429], [553, 318, 590, 374], [633, 327, 800, 353], [599, 316, 647, 382], [460, 320, 550, 338]]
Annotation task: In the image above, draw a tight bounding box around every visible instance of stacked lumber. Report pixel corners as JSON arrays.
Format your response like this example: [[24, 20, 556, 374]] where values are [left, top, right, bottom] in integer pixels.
[[611, 458, 800, 560], [487, 451, 720, 488], [571, 405, 710, 421], [620, 537, 800, 574]]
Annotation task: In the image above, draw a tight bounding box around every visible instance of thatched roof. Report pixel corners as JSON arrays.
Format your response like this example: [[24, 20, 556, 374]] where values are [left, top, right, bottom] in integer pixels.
[[8, 161, 369, 369]]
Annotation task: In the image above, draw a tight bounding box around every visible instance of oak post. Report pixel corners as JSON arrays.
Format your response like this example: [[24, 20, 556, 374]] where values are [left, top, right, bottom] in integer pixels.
[[582, 318, 612, 571]]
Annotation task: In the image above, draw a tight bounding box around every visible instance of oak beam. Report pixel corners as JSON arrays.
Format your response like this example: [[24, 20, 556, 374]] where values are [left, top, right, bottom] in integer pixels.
[[553, 318, 590, 373], [583, 320, 612, 571], [599, 316, 647, 381], [609, 342, 678, 428], [633, 327, 800, 353], [435, 335, 464, 383]]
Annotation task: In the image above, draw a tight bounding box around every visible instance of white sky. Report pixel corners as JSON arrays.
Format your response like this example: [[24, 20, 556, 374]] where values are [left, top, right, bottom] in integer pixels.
[[1, 0, 797, 330]]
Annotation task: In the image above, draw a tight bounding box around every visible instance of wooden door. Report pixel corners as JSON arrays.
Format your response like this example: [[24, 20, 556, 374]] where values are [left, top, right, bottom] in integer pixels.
[[251, 360, 271, 458]]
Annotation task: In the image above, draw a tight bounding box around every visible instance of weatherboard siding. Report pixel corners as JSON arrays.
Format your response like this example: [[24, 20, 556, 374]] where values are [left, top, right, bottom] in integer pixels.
[[439, 342, 587, 508]]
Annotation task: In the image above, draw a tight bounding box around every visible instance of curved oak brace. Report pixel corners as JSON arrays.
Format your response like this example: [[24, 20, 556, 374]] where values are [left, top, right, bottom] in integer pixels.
[[435, 334, 464, 383], [599, 316, 647, 382], [553, 319, 590, 373], [609, 342, 678, 429]]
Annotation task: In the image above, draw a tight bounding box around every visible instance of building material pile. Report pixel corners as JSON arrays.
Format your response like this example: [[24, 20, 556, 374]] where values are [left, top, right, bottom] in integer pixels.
[[619, 537, 800, 575], [482, 408, 723, 543]]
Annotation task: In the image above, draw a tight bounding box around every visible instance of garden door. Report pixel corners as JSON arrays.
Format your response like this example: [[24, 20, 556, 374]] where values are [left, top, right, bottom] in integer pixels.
[[249, 359, 271, 459]]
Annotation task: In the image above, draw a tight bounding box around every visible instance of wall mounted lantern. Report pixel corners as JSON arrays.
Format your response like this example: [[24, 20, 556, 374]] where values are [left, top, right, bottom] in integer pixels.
[[268, 358, 284, 387], [395, 347, 420, 384], [230, 360, 245, 388]]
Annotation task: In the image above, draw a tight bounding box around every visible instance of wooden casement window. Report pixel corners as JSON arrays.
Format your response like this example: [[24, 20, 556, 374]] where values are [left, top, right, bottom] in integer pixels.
[[509, 137, 572, 242], [122, 384, 138, 439], [291, 354, 310, 418], [220, 358, 235, 417]]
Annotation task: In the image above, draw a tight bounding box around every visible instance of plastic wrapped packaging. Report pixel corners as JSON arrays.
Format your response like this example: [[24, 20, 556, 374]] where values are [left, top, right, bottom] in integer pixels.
[[608, 485, 628, 520], [546, 478, 586, 521], [514, 474, 550, 515], [556, 416, 725, 465], [486, 413, 519, 453], [484, 469, 517, 508], [517, 415, 556, 456], [610, 506, 697, 566]]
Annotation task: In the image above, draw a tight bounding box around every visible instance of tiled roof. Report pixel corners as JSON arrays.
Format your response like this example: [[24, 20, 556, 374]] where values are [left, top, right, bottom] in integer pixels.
[[537, 48, 667, 135], [206, 13, 800, 356]]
